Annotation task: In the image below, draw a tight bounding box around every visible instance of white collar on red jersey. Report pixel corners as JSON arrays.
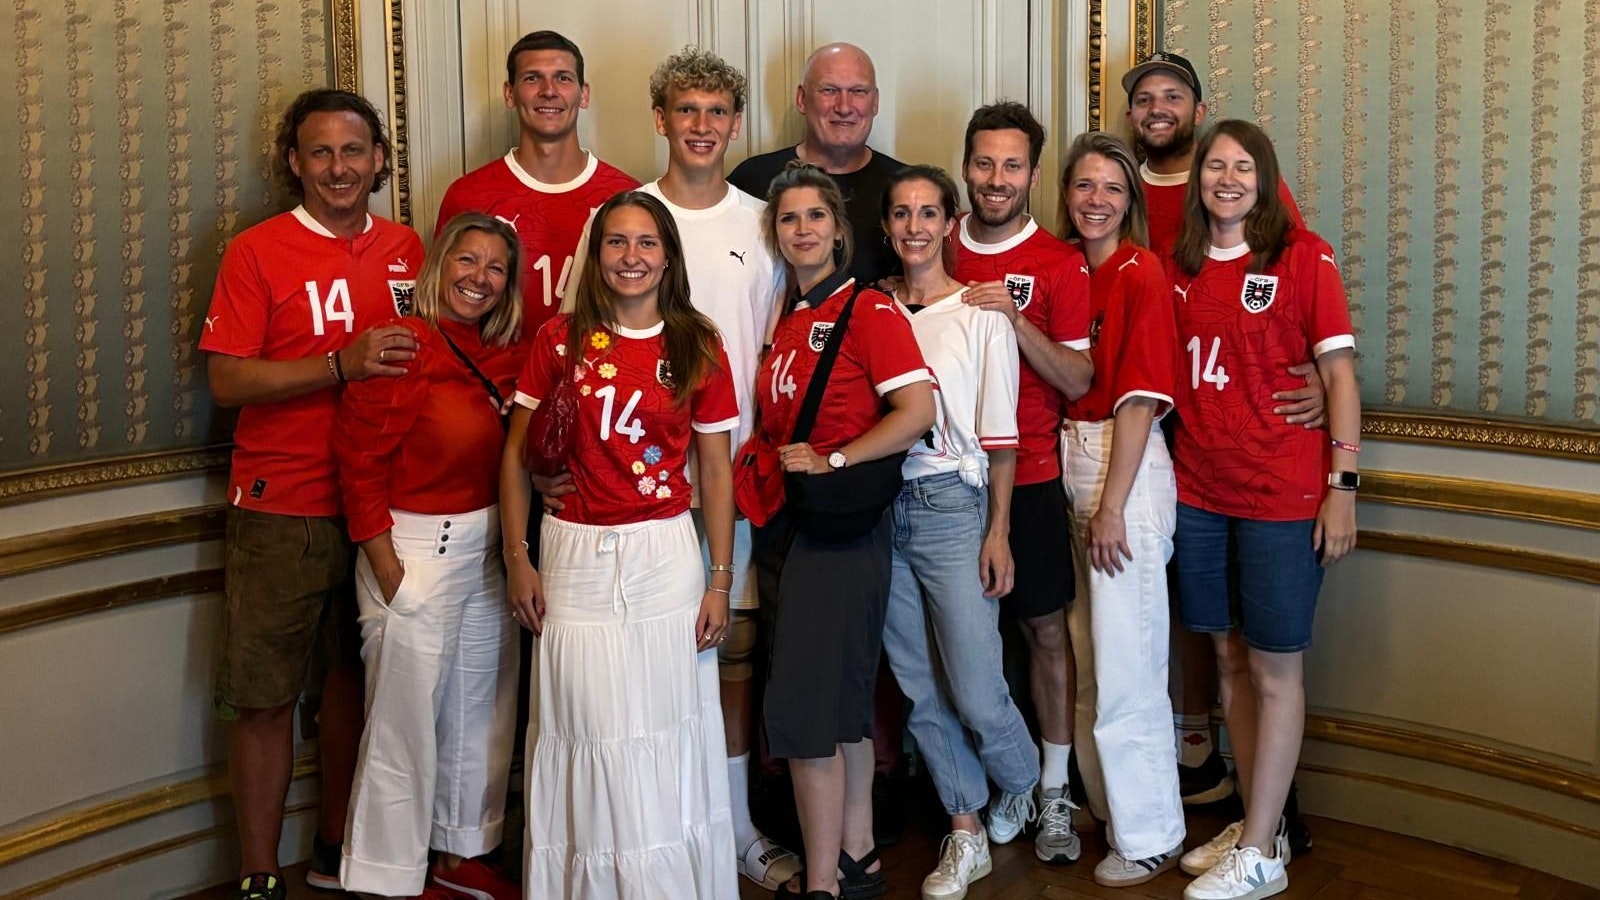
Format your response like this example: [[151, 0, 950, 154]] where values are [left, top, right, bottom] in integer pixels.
[[958, 214, 1038, 255], [1139, 161, 1189, 186], [1206, 242, 1251, 261], [504, 148, 600, 193], [611, 320, 665, 339], [292, 205, 374, 238]]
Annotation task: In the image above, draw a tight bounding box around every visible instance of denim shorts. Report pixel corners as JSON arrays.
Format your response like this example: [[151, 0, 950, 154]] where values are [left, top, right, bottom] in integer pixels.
[[1172, 503, 1324, 652]]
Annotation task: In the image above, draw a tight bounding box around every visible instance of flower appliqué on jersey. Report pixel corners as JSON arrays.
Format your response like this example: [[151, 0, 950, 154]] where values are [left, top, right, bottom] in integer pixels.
[[598, 362, 618, 380], [572, 366, 585, 382], [590, 331, 611, 351], [579, 385, 591, 396], [643, 445, 663, 465], [657, 470, 670, 482], [555, 343, 566, 357], [655, 485, 672, 500], [631, 461, 647, 475], [637, 477, 657, 497]]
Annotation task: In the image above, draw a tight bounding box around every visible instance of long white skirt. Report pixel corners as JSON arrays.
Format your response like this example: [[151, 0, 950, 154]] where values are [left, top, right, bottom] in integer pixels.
[[526, 512, 737, 900]]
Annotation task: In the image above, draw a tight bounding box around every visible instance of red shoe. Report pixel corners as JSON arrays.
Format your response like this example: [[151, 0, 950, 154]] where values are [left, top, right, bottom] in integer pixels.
[[431, 858, 519, 900]]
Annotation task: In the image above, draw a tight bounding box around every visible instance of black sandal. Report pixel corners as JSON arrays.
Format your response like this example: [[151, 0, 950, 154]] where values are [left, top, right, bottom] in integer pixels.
[[773, 849, 884, 900]]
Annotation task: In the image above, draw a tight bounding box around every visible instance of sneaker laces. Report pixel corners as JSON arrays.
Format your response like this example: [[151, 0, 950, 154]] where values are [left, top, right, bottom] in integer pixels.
[[1217, 846, 1251, 883], [993, 789, 1037, 827], [934, 832, 981, 878], [1037, 793, 1076, 835]]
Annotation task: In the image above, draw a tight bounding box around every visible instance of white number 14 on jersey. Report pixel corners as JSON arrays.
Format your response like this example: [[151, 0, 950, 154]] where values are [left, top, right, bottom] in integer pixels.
[[1187, 336, 1230, 390]]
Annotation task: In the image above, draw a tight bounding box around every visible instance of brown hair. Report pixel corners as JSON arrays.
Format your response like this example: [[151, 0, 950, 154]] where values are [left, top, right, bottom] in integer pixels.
[[760, 160, 854, 278], [1172, 119, 1293, 276], [567, 192, 719, 405], [649, 46, 747, 114], [963, 101, 1046, 169], [1058, 132, 1149, 249], [506, 30, 585, 85], [412, 213, 522, 346], [273, 89, 392, 199]]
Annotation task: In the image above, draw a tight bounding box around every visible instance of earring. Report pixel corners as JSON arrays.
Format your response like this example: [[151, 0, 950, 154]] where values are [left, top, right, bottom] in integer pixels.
[[834, 236, 844, 250]]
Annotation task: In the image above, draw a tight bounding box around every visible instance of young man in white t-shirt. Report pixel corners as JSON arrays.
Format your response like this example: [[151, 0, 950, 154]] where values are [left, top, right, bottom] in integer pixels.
[[552, 47, 795, 892]]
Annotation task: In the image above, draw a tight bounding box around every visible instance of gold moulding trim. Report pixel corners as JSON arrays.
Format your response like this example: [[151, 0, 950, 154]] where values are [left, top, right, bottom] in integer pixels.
[[0, 504, 227, 579], [1359, 531, 1600, 586], [0, 755, 317, 867], [1360, 472, 1600, 531], [0, 445, 230, 506], [1297, 763, 1600, 843], [8, 801, 318, 900], [1363, 409, 1600, 461], [1305, 715, 1600, 805], [330, 0, 360, 92], [0, 569, 224, 637]]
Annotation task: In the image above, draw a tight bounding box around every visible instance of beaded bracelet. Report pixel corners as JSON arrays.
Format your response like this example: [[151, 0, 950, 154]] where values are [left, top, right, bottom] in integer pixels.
[[1330, 437, 1360, 453]]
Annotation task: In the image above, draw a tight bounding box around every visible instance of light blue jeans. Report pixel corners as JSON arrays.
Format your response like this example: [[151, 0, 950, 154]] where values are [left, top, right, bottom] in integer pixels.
[[882, 471, 1040, 815]]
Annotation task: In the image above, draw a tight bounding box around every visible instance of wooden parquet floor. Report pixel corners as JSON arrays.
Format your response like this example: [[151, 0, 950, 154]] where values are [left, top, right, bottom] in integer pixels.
[[189, 784, 1598, 899]]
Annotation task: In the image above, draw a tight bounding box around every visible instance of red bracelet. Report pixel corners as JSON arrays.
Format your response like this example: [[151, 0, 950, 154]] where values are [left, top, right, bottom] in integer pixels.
[[1331, 437, 1361, 453]]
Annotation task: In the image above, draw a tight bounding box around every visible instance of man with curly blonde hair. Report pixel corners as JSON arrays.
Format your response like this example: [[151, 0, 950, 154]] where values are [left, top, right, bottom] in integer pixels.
[[555, 46, 797, 891]]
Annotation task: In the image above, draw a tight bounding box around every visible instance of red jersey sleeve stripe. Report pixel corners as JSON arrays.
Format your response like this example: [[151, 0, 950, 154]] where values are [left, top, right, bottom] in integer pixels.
[[1313, 334, 1356, 357], [1111, 390, 1175, 418], [691, 415, 740, 434], [978, 436, 1021, 450], [873, 369, 932, 395]]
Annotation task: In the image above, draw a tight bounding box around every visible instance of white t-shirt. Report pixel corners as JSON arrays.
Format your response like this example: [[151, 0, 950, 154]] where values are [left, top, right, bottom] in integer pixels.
[[898, 288, 1021, 486]]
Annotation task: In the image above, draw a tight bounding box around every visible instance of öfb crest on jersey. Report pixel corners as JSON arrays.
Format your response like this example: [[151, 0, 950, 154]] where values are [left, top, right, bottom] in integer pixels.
[[388, 280, 417, 316], [1240, 274, 1278, 314], [656, 358, 674, 389], [1004, 274, 1035, 311], [808, 321, 835, 352]]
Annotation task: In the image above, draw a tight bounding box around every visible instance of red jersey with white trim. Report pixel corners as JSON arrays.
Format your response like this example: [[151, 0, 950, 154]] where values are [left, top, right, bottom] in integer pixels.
[[200, 207, 424, 517], [758, 281, 930, 455], [1066, 242, 1182, 424], [1166, 229, 1355, 520], [514, 316, 739, 527], [1141, 163, 1305, 260], [436, 150, 639, 338], [952, 216, 1092, 485], [336, 317, 521, 543]]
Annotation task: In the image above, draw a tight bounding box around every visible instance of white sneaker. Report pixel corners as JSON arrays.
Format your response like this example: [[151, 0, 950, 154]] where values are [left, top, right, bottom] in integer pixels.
[[1034, 787, 1081, 863], [1094, 843, 1182, 887], [922, 829, 992, 900], [985, 788, 1036, 845], [1273, 816, 1293, 867], [737, 833, 800, 891], [1183, 846, 1288, 900], [1181, 820, 1243, 876]]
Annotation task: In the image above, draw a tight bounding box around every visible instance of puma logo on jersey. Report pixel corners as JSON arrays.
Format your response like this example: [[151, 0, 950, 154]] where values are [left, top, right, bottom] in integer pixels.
[[387, 258, 410, 273], [729, 250, 747, 265], [808, 321, 835, 352], [204, 316, 218, 332], [1320, 253, 1339, 270], [1241, 274, 1278, 313], [874, 303, 898, 314], [1004, 274, 1035, 311], [496, 214, 521, 229], [1173, 284, 1190, 301], [1117, 256, 1140, 272]]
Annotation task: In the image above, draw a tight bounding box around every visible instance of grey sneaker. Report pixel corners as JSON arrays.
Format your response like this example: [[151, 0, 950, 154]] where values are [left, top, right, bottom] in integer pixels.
[[1034, 787, 1081, 863], [985, 788, 1036, 845], [1094, 843, 1182, 887]]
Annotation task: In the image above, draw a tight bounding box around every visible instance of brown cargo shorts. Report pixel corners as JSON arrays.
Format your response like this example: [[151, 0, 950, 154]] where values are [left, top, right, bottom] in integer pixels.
[[213, 507, 357, 717]]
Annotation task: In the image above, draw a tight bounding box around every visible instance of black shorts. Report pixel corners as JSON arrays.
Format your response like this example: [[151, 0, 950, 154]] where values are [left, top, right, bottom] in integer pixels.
[[755, 509, 892, 759], [1003, 479, 1076, 620]]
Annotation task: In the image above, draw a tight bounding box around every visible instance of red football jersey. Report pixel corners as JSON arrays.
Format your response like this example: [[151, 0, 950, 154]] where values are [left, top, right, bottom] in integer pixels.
[[514, 316, 739, 527], [336, 317, 522, 543], [757, 281, 931, 456], [200, 208, 424, 516], [1066, 242, 1183, 424], [1142, 164, 1305, 261], [1166, 229, 1355, 520], [952, 216, 1092, 485], [436, 151, 639, 339]]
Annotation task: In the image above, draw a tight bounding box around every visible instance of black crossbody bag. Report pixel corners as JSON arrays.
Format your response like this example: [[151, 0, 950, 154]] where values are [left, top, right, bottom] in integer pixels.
[[438, 330, 510, 433], [783, 282, 907, 543]]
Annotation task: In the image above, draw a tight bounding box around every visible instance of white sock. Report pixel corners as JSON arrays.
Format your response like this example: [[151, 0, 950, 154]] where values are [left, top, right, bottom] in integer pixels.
[[1176, 713, 1213, 767], [728, 752, 760, 848], [1041, 740, 1071, 793]]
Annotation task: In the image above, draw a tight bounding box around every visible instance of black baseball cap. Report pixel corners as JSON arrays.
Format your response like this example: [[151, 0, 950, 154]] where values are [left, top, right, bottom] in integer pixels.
[[1122, 52, 1203, 102]]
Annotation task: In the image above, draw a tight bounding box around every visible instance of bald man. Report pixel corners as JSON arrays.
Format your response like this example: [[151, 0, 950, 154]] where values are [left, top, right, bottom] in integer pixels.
[[729, 42, 905, 286]]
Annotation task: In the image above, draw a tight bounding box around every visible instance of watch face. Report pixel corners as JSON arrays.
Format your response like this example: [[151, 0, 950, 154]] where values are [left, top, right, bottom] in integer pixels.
[[829, 452, 846, 469]]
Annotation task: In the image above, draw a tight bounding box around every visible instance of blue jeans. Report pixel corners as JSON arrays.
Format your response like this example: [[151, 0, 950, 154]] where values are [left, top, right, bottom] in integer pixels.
[[882, 472, 1040, 815]]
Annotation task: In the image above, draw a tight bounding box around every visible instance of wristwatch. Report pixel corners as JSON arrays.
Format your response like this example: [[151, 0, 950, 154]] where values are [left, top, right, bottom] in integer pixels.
[[1327, 471, 1360, 491], [828, 451, 848, 470]]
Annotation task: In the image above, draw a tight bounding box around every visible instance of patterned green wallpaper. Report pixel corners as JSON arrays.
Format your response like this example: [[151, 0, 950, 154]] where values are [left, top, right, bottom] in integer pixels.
[[1162, 0, 1599, 426], [0, 1, 331, 471]]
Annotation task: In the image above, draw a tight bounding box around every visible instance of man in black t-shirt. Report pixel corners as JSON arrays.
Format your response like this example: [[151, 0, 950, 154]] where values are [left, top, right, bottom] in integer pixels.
[[728, 42, 903, 286]]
